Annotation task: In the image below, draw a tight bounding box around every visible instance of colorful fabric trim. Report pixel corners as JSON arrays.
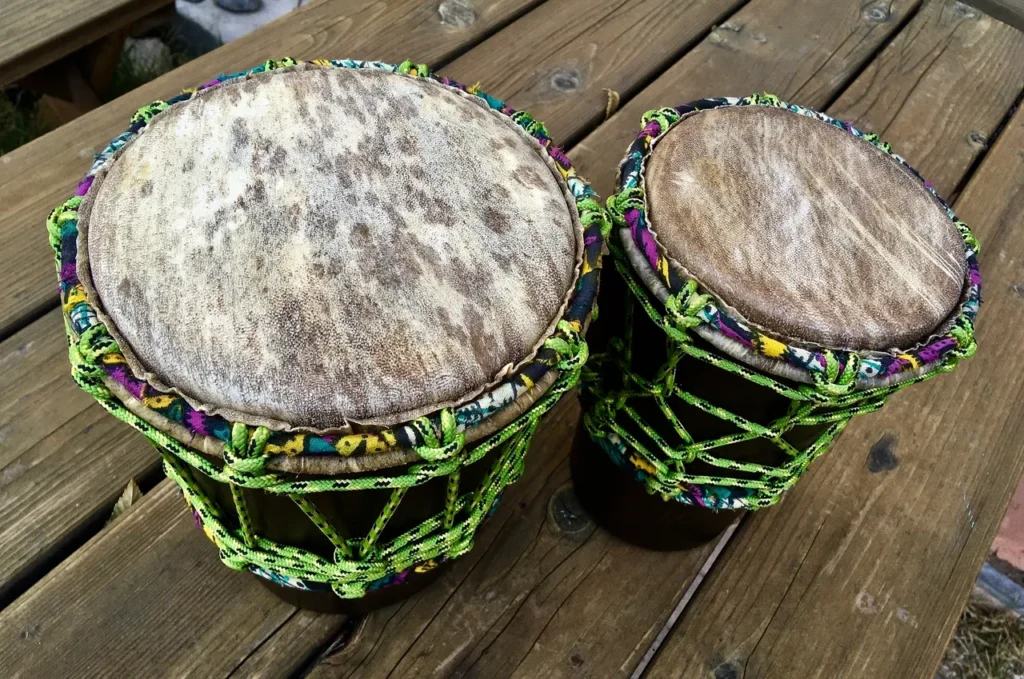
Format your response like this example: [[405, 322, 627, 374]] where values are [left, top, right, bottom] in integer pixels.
[[48, 58, 607, 461], [608, 93, 980, 390]]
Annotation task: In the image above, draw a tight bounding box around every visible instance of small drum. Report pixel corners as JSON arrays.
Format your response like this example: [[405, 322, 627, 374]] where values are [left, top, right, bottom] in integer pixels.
[[49, 59, 605, 612], [573, 94, 980, 550]]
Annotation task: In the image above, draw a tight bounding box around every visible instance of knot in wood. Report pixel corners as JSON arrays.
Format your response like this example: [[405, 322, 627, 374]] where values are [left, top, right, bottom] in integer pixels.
[[968, 130, 988, 147], [863, 5, 890, 22], [437, 0, 476, 28], [952, 2, 979, 18], [550, 68, 582, 93], [714, 662, 741, 679]]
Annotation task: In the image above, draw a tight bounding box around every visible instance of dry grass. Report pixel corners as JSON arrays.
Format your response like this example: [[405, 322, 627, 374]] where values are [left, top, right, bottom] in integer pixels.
[[938, 601, 1024, 679]]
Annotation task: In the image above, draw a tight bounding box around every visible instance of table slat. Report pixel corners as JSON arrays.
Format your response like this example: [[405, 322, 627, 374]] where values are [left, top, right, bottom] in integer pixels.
[[305, 1, 931, 675], [0, 0, 172, 88], [643, 4, 1024, 675], [0, 0, 542, 606], [0, 482, 318, 678]]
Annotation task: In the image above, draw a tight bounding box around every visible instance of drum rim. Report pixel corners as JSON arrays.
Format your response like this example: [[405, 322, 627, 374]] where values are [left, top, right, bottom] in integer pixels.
[[610, 94, 980, 391], [50, 58, 605, 471]]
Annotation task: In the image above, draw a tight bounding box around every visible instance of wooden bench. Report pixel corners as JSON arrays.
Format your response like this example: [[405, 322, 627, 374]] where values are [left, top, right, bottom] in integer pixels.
[[1, 0, 175, 125], [2, 0, 1023, 676]]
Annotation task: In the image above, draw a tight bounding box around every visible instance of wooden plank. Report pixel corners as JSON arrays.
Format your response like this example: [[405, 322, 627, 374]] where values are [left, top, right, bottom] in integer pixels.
[[0, 481, 344, 678], [304, 2, 930, 677], [570, 0, 924, 198], [0, 0, 544, 339], [441, 0, 743, 144], [963, 0, 1024, 31], [0, 0, 745, 665], [643, 5, 1024, 678], [829, 0, 1024, 197], [0, 0, 541, 605], [0, 0, 934, 673], [228, 611, 351, 677], [0, 0, 171, 88]]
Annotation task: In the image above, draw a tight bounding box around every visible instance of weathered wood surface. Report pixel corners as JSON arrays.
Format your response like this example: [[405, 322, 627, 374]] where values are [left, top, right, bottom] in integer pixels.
[[0, 0, 171, 88], [0, 0, 545, 339], [0, 481, 338, 678], [441, 0, 742, 144], [0, 0, 740, 614], [829, 0, 1024, 198], [3, 0, 1023, 677], [0, 0, 755, 672], [0, 310, 152, 605], [643, 6, 1024, 676], [570, 0, 923, 197], [0, 0, 550, 611], [963, 0, 1024, 30], [305, 1, 952, 676]]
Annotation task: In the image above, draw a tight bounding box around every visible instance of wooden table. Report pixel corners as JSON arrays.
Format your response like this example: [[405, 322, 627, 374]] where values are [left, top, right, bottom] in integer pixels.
[[1, 0, 1023, 676], [0, 0, 174, 127]]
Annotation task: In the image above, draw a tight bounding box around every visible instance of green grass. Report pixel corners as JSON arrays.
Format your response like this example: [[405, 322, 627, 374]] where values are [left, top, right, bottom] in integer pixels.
[[939, 601, 1024, 679]]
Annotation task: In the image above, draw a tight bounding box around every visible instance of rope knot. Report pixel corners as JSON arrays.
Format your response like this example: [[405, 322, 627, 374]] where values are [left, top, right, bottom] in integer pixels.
[[576, 196, 612, 240], [544, 320, 589, 372], [744, 92, 783, 107], [809, 351, 859, 398], [414, 409, 466, 462], [69, 325, 119, 386], [640, 107, 682, 135], [949, 318, 978, 360], [663, 281, 709, 334], [396, 60, 431, 77], [222, 423, 270, 475], [510, 111, 549, 140], [606, 188, 644, 227]]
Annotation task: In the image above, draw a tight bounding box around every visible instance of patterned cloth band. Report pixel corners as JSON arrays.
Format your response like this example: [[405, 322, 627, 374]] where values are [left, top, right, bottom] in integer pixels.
[[582, 93, 979, 511], [48, 58, 608, 597]]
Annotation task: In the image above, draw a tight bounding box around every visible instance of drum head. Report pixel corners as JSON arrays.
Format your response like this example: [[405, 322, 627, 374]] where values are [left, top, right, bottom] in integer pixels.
[[644, 104, 965, 351], [78, 64, 582, 430]]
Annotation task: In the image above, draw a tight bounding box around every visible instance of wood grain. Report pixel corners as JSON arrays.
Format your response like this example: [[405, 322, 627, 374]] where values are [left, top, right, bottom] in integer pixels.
[[303, 2, 934, 676], [304, 398, 713, 679], [643, 6, 1024, 677], [0, 0, 544, 339], [0, 481, 342, 678], [0, 0, 171, 88], [0, 0, 743, 615], [570, 0, 923, 198], [227, 610, 350, 677], [441, 0, 743, 145], [962, 0, 1024, 31], [0, 0, 540, 609], [829, 0, 1024, 197]]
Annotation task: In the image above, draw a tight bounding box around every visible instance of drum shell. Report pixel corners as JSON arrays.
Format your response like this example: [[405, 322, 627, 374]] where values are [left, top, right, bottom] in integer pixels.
[[572, 263, 828, 550], [190, 444, 500, 614]]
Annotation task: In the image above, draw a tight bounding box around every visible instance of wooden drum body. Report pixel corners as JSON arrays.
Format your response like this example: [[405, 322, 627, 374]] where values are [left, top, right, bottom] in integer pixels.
[[573, 95, 981, 551], [49, 59, 606, 611]]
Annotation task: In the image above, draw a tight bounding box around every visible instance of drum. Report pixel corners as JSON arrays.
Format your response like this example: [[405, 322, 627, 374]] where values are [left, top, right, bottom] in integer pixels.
[[49, 58, 606, 612], [573, 94, 980, 550]]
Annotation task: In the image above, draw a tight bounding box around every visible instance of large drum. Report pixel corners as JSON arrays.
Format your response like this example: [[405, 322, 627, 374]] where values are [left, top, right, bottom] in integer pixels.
[[50, 59, 605, 612], [573, 94, 980, 550]]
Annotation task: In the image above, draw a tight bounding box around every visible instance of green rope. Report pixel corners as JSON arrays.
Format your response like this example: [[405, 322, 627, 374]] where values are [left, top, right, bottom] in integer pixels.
[[67, 319, 587, 598], [581, 245, 975, 511]]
